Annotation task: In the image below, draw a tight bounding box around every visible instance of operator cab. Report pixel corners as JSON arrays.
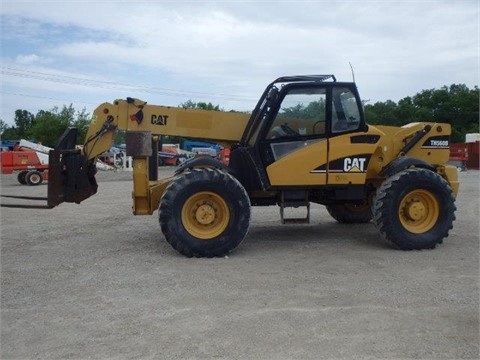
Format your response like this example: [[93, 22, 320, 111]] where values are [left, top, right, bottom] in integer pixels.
[[230, 75, 366, 192]]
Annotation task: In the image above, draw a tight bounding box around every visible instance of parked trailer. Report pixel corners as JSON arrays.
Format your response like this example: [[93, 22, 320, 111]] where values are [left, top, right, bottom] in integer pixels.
[[465, 141, 479, 169], [449, 134, 480, 171]]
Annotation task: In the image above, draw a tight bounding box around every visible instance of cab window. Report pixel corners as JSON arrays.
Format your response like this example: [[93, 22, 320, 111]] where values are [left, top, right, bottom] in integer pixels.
[[267, 87, 327, 140], [331, 87, 361, 133]]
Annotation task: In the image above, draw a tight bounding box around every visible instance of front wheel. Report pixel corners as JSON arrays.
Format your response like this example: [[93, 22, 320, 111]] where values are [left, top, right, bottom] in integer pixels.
[[25, 170, 43, 186], [159, 168, 251, 257], [373, 168, 456, 250]]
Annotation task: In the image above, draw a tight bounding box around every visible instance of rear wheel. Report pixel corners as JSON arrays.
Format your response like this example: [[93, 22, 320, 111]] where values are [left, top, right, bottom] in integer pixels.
[[326, 201, 372, 223], [159, 168, 251, 257], [373, 168, 456, 250], [17, 171, 28, 184], [25, 170, 43, 186]]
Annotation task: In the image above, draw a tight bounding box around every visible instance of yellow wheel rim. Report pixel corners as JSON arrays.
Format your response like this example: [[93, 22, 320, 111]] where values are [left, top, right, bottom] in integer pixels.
[[181, 191, 230, 240], [399, 189, 439, 233]]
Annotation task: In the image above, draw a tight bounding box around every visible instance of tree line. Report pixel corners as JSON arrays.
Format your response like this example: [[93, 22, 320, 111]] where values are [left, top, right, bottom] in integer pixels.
[[0, 83, 478, 147], [0, 100, 228, 148], [0, 105, 91, 148], [364, 84, 478, 142]]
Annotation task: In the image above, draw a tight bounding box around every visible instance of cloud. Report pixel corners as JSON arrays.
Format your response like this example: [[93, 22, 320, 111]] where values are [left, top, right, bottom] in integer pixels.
[[0, 1, 478, 125], [15, 54, 42, 65]]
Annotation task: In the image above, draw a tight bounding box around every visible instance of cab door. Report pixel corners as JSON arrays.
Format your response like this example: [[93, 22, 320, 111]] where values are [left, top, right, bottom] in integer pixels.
[[326, 86, 375, 186], [264, 85, 329, 186]]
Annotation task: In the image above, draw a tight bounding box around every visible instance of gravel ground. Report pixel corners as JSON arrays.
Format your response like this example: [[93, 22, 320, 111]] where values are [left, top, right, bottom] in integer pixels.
[[1, 168, 479, 359]]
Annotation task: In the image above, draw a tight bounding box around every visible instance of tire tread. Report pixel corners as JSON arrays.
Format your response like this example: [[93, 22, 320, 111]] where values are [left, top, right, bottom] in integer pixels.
[[372, 168, 456, 250], [159, 168, 250, 257]]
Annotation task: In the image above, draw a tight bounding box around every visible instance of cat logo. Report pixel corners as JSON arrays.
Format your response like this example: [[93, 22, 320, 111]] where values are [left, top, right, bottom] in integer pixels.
[[343, 157, 367, 172], [151, 114, 169, 125]]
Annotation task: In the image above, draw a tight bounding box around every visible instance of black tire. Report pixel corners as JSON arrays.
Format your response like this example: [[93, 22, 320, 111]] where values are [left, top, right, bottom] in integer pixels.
[[373, 168, 456, 250], [326, 202, 372, 223], [25, 170, 43, 186], [159, 168, 251, 257], [17, 171, 29, 185]]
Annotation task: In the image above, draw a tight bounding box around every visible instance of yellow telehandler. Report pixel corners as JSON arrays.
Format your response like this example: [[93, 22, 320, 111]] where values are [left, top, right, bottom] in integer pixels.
[[2, 75, 458, 257]]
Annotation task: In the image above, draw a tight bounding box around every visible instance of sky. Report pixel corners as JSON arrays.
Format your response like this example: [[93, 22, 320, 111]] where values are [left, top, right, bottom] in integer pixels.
[[0, 0, 478, 126]]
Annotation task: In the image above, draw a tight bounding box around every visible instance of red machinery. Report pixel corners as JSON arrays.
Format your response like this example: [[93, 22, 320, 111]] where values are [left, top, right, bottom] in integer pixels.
[[0, 140, 50, 185], [449, 143, 469, 171], [218, 148, 231, 165], [450, 136, 480, 170], [159, 146, 182, 166]]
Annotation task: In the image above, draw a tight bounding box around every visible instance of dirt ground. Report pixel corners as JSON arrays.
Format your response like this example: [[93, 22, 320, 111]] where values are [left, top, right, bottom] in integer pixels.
[[1, 168, 479, 359]]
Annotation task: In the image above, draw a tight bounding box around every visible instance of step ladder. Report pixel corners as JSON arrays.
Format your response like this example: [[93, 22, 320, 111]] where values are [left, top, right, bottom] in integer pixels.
[[279, 191, 310, 224]]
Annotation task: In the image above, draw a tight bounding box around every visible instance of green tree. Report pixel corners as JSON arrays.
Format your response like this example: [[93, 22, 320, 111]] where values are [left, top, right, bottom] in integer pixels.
[[0, 119, 18, 140], [14, 109, 35, 138], [0, 119, 7, 134], [24, 104, 94, 147], [0, 118, 21, 140], [30, 106, 73, 147], [197, 102, 220, 111], [72, 108, 91, 144], [364, 84, 479, 142], [411, 84, 479, 142], [395, 97, 416, 122], [279, 99, 326, 121], [364, 100, 399, 125], [179, 100, 221, 111]]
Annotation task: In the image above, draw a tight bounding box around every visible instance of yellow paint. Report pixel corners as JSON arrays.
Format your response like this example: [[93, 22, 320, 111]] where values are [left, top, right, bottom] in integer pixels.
[[267, 139, 328, 186], [181, 191, 230, 239], [132, 158, 149, 214], [81, 97, 458, 218], [82, 99, 250, 161], [398, 189, 440, 233]]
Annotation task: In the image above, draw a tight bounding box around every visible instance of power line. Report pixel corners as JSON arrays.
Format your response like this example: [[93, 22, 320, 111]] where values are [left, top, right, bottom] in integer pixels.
[[1, 67, 257, 102], [0, 90, 99, 106]]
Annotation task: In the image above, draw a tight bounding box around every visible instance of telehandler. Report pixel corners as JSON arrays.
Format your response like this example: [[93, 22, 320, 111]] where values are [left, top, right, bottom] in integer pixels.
[[2, 75, 458, 257]]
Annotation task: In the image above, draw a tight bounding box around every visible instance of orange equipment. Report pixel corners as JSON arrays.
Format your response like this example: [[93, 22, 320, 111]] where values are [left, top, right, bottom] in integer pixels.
[[0, 140, 50, 185]]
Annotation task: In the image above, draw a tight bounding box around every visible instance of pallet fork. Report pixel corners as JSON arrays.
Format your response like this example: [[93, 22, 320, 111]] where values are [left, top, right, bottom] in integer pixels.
[[1, 129, 98, 209]]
